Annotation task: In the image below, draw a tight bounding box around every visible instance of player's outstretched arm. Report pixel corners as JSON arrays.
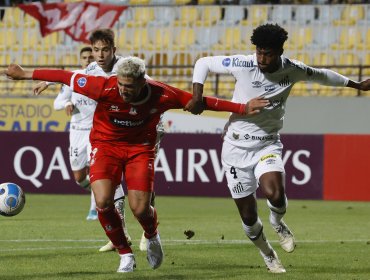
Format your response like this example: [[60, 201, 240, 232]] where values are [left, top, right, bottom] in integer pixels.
[[3, 64, 33, 80], [347, 79, 370, 91], [184, 83, 205, 115], [33, 81, 48, 96]]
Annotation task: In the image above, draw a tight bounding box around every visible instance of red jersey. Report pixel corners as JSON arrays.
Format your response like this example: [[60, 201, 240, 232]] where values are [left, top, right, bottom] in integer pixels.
[[33, 69, 246, 147]]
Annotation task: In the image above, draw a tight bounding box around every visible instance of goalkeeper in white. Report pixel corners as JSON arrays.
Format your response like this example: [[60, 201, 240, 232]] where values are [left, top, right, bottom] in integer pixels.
[[185, 23, 370, 273]]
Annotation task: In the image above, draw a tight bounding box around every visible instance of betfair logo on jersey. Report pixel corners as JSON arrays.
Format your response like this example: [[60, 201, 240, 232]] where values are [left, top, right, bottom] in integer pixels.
[[77, 77, 87, 88], [232, 182, 245, 194], [260, 154, 277, 161], [112, 118, 144, 127]]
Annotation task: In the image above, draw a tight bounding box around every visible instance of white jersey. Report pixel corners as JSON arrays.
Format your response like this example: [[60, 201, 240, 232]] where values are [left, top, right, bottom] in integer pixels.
[[193, 54, 349, 148], [54, 69, 96, 130]]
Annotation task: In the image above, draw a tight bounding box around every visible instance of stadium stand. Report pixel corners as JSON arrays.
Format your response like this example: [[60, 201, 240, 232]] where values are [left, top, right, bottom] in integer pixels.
[[0, 4, 368, 97]]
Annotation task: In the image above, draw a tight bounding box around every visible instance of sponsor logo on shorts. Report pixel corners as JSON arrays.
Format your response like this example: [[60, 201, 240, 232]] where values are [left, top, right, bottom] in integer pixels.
[[244, 134, 276, 141], [77, 77, 87, 87], [90, 148, 98, 166], [232, 182, 245, 194]]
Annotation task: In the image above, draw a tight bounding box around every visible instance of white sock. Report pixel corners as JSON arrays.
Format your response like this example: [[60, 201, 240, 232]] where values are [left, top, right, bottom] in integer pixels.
[[242, 217, 273, 256], [267, 196, 287, 228], [77, 174, 90, 190], [90, 191, 96, 211]]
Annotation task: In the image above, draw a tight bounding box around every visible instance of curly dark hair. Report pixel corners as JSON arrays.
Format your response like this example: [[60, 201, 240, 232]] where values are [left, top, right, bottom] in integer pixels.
[[251, 24, 288, 50], [89, 29, 115, 47]]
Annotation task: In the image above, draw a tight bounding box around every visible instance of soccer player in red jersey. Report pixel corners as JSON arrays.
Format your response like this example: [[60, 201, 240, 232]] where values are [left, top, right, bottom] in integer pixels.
[[4, 56, 268, 273]]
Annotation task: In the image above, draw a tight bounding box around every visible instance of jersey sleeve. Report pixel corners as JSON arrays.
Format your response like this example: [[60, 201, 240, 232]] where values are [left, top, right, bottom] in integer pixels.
[[290, 59, 349, 86], [69, 73, 109, 101], [53, 85, 72, 110]]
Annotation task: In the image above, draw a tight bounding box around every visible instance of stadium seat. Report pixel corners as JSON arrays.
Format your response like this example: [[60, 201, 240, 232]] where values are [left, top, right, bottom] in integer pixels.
[[290, 82, 309, 97], [198, 0, 215, 4], [172, 53, 194, 76], [218, 6, 246, 26], [21, 53, 36, 65], [270, 5, 293, 25], [212, 27, 247, 52], [285, 27, 313, 50], [0, 29, 17, 51], [240, 6, 268, 27], [126, 7, 154, 27], [150, 0, 172, 4], [174, 7, 199, 27], [126, 28, 149, 51], [331, 27, 362, 50], [59, 54, 78, 67], [357, 28, 370, 51], [191, 26, 219, 54], [309, 26, 337, 50], [336, 52, 360, 76], [333, 5, 364, 26], [363, 53, 370, 76], [147, 28, 172, 51], [294, 52, 311, 64], [129, 0, 150, 4], [148, 7, 176, 27], [0, 7, 23, 28], [147, 53, 169, 76], [294, 5, 316, 25], [172, 28, 195, 51], [37, 54, 57, 66], [312, 52, 336, 67], [195, 6, 221, 27]]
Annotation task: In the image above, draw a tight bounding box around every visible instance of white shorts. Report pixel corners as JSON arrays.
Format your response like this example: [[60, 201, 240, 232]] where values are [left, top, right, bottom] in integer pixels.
[[221, 141, 285, 199], [69, 129, 91, 171]]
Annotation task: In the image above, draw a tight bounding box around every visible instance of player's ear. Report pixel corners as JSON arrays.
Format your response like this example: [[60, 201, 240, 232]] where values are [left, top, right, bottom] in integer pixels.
[[113, 46, 117, 54]]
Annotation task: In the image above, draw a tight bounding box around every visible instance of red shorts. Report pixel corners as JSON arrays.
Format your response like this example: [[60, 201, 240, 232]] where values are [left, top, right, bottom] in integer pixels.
[[89, 141, 155, 192]]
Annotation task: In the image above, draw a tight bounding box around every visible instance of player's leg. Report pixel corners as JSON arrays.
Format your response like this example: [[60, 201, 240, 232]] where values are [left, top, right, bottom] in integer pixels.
[[90, 143, 135, 273], [139, 191, 155, 251], [256, 150, 295, 253], [92, 179, 135, 272], [222, 141, 285, 273], [99, 185, 132, 252], [125, 147, 163, 269], [234, 195, 285, 273]]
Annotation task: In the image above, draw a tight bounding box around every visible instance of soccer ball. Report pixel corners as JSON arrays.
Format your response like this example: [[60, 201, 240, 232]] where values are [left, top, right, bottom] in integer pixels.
[[0, 182, 26, 217]]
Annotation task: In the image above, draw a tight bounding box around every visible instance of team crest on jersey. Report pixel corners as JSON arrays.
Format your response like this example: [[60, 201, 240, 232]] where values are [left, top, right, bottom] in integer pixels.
[[77, 77, 87, 87], [232, 133, 239, 139], [222, 58, 231, 67], [109, 105, 120, 111], [252, 81, 262, 88], [129, 107, 138, 115]]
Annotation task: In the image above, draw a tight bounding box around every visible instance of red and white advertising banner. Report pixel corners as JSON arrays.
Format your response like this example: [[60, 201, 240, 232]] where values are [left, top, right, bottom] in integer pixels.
[[18, 2, 127, 43]]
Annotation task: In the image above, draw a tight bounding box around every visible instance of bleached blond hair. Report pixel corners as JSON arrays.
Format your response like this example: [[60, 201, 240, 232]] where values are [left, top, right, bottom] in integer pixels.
[[116, 56, 146, 79]]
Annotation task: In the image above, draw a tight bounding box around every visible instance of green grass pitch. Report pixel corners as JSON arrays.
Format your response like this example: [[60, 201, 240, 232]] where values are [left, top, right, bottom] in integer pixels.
[[0, 194, 369, 280]]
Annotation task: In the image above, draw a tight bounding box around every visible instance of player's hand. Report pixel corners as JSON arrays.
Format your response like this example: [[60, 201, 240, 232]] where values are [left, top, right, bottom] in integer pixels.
[[65, 104, 74, 116], [184, 98, 205, 115], [3, 64, 27, 80], [358, 79, 370, 91], [33, 81, 48, 95], [245, 97, 270, 115]]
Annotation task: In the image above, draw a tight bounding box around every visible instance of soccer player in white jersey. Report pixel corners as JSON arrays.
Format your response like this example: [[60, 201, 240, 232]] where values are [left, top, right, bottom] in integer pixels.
[[185, 23, 370, 273]]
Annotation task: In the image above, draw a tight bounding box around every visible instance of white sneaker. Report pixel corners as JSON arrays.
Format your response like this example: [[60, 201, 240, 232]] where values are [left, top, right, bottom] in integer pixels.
[[274, 221, 295, 253], [99, 241, 115, 252], [139, 232, 147, 252], [147, 233, 164, 269], [117, 253, 136, 273], [260, 250, 286, 273]]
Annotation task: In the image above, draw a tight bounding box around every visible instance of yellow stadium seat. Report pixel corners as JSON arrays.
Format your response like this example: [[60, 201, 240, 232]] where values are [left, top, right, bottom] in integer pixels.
[[147, 53, 169, 76], [59, 54, 78, 66], [331, 28, 362, 50], [126, 28, 149, 51], [117, 28, 128, 50], [285, 28, 313, 50], [313, 52, 336, 67], [172, 28, 195, 51], [37, 54, 56, 66], [212, 27, 246, 51], [294, 53, 311, 64], [0, 29, 17, 51], [240, 6, 268, 27], [198, 0, 215, 4], [0, 8, 22, 28], [126, 7, 154, 27], [147, 28, 172, 51], [336, 52, 360, 76], [172, 53, 194, 76], [21, 53, 36, 65], [357, 28, 370, 51], [363, 53, 370, 76], [129, 0, 150, 4], [196, 6, 221, 26], [174, 7, 199, 27], [291, 82, 309, 97], [333, 5, 365, 26]]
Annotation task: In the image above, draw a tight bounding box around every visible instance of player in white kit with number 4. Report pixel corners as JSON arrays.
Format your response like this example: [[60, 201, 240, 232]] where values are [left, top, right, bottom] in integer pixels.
[[186, 23, 370, 273]]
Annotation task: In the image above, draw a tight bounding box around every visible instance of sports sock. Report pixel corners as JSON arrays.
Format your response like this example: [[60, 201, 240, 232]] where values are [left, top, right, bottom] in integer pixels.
[[138, 206, 158, 239], [97, 205, 132, 255], [242, 217, 273, 256], [90, 191, 96, 211], [77, 175, 90, 190], [267, 195, 287, 228]]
